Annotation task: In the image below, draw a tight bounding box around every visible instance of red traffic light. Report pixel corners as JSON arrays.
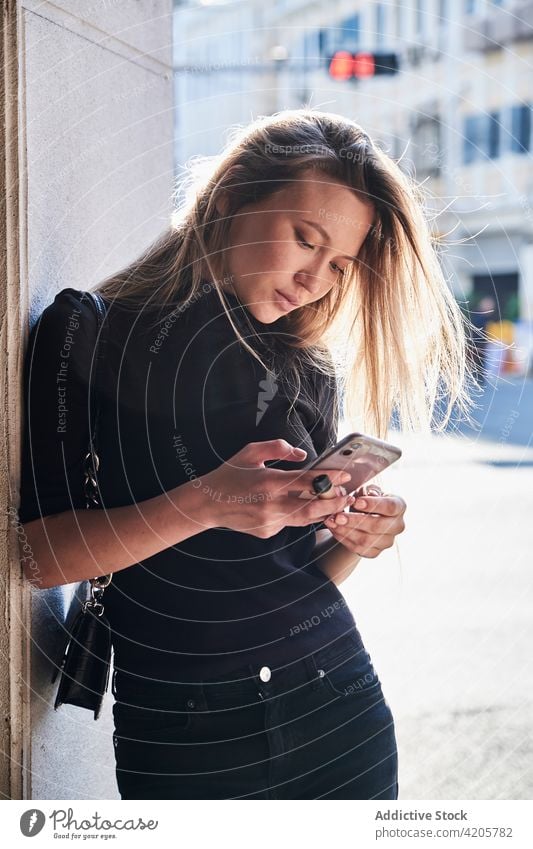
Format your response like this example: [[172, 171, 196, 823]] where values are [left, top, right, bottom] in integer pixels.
[[328, 51, 399, 79], [328, 51, 354, 81], [353, 52, 375, 79]]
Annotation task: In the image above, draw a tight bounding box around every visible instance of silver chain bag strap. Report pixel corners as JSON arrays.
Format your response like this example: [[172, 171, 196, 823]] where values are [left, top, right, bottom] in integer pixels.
[[51, 291, 113, 719]]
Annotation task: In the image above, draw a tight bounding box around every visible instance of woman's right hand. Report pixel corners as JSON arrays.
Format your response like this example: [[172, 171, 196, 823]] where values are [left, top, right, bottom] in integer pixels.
[[196, 439, 354, 538]]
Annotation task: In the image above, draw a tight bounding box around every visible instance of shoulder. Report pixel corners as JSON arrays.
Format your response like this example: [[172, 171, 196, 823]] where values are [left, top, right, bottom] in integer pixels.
[[32, 286, 100, 329], [31, 287, 98, 333], [25, 288, 100, 380]]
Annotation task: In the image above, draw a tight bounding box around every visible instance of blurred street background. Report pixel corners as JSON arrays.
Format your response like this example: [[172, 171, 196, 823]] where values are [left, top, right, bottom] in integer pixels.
[[340, 374, 533, 799], [173, 0, 533, 379], [173, 0, 533, 799]]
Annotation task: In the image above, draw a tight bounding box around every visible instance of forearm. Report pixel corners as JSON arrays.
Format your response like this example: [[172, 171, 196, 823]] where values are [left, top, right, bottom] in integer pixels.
[[313, 528, 362, 586], [19, 479, 214, 589]]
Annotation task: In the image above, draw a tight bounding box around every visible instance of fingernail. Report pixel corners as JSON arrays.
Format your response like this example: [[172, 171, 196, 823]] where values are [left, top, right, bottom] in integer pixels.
[[355, 498, 367, 508], [341, 473, 351, 482], [336, 515, 348, 524], [338, 486, 347, 496]]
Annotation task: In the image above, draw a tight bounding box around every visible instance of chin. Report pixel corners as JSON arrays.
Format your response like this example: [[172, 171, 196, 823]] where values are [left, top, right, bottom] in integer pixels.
[[249, 304, 282, 324]]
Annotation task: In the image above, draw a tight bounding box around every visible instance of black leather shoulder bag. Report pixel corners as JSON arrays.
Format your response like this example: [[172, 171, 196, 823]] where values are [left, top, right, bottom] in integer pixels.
[[51, 291, 113, 720]]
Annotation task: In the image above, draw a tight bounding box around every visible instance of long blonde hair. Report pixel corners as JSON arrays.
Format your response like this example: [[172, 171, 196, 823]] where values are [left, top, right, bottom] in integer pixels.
[[93, 108, 478, 439]]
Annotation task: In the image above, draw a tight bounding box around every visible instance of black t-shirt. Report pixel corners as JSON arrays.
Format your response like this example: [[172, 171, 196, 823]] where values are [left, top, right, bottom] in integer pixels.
[[19, 285, 358, 683]]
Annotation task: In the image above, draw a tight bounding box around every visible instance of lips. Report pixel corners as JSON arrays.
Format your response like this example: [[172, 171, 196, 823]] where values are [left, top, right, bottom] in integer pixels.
[[275, 289, 301, 307]]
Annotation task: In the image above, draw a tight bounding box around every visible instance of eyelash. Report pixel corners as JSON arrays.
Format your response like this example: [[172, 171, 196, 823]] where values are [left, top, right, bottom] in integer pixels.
[[295, 230, 345, 275]]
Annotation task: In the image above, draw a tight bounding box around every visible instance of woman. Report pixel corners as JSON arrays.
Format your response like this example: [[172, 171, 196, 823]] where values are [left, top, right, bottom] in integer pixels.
[[18, 109, 475, 800]]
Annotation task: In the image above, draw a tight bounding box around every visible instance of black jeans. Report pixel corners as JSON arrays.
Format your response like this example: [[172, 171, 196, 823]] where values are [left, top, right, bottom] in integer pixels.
[[111, 631, 399, 799]]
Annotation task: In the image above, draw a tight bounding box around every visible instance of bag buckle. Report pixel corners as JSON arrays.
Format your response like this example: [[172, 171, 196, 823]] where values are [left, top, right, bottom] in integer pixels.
[[83, 574, 113, 617]]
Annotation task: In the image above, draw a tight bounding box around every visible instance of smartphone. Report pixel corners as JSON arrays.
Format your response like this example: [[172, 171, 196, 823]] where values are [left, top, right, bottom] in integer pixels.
[[297, 432, 402, 499]]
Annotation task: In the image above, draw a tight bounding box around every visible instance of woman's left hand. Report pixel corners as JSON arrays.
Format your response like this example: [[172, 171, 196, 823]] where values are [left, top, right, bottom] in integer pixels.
[[324, 483, 406, 558]]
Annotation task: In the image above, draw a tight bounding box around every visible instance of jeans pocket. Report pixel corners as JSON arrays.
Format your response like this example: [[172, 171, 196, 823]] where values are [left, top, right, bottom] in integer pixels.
[[313, 635, 382, 700], [112, 699, 194, 743]]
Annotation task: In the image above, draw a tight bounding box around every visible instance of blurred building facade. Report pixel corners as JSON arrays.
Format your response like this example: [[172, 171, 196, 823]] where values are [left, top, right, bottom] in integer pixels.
[[173, 0, 533, 372]]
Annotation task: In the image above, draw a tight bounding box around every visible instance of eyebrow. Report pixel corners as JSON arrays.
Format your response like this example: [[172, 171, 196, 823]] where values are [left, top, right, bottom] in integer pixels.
[[300, 219, 358, 262]]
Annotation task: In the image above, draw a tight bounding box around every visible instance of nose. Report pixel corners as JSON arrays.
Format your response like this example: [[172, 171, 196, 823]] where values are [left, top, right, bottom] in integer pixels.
[[294, 263, 330, 297]]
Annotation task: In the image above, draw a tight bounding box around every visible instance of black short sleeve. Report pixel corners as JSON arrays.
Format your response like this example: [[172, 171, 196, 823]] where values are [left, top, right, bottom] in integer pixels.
[[18, 288, 98, 524]]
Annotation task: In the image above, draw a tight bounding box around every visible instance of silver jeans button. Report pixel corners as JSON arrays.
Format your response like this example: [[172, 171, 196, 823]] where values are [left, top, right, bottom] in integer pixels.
[[259, 666, 271, 682]]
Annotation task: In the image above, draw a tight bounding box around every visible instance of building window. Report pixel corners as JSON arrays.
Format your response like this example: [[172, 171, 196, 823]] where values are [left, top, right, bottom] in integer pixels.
[[463, 114, 486, 163], [510, 104, 531, 153], [463, 111, 502, 162], [488, 111, 500, 159], [343, 14, 360, 50], [319, 13, 361, 55]]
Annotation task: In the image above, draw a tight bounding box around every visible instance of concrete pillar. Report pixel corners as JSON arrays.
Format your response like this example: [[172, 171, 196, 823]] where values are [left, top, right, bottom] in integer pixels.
[[1, 0, 173, 799]]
